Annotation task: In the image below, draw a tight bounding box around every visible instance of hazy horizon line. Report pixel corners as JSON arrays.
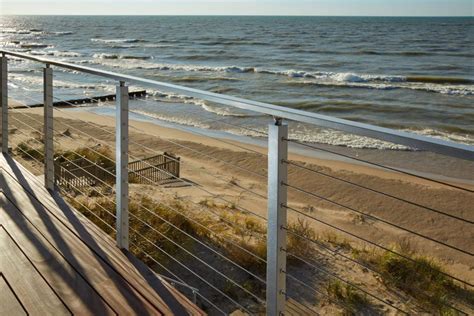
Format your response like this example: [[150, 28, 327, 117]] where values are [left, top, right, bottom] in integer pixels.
[[2, 14, 473, 17]]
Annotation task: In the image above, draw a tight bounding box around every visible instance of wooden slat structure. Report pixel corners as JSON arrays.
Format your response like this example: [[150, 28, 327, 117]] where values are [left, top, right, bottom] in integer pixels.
[[54, 153, 180, 189], [0, 153, 204, 316], [54, 157, 115, 189], [129, 153, 180, 185]]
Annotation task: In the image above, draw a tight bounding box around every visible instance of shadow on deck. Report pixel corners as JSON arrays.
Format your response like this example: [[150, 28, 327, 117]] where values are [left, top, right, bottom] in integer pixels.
[[0, 153, 204, 315]]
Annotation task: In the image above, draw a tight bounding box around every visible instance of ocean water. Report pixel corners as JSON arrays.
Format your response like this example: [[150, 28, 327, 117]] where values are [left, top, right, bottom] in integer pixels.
[[1, 15, 473, 149]]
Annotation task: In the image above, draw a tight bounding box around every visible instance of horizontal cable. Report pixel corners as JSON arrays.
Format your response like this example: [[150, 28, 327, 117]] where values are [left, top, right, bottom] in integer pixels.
[[284, 292, 320, 316], [285, 224, 474, 315], [283, 204, 473, 287], [57, 168, 117, 218], [133, 93, 269, 138], [284, 182, 473, 257], [285, 160, 473, 224], [8, 95, 118, 182], [13, 118, 115, 190], [11, 105, 268, 267], [13, 146, 44, 171], [287, 139, 473, 193], [131, 96, 268, 157]]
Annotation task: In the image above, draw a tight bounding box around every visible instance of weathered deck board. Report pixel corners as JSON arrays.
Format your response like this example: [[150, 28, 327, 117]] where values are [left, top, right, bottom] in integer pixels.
[[0, 225, 71, 315], [0, 194, 116, 315], [0, 273, 28, 316], [0, 153, 205, 315]]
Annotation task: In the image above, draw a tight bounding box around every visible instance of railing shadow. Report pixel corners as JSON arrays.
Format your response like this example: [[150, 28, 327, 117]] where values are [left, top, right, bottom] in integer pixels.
[[0, 154, 165, 315], [0, 168, 112, 314]]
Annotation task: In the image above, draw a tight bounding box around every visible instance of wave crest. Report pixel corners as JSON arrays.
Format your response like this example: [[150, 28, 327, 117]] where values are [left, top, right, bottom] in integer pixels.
[[92, 53, 152, 60], [91, 38, 146, 43]]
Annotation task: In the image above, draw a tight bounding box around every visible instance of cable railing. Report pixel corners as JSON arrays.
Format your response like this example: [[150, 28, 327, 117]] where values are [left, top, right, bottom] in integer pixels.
[[1, 49, 473, 315]]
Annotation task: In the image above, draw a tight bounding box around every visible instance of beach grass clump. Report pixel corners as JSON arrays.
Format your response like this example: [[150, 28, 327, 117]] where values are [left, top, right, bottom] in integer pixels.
[[376, 251, 456, 312], [65, 196, 117, 236], [15, 141, 44, 161], [223, 237, 267, 272], [287, 218, 316, 262], [57, 145, 115, 169], [66, 194, 207, 265], [320, 231, 352, 251], [353, 243, 472, 314], [325, 280, 370, 315]]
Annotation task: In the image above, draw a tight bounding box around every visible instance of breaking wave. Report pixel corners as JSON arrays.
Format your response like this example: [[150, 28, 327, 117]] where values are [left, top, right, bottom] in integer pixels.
[[91, 58, 474, 96], [92, 53, 152, 60], [91, 38, 147, 43]]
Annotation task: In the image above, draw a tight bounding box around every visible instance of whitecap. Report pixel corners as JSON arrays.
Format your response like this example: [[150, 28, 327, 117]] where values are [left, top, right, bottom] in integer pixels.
[[91, 38, 143, 43]]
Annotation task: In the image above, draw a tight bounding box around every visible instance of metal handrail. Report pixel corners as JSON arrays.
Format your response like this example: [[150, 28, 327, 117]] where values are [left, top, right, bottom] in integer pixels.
[[2, 49, 473, 161]]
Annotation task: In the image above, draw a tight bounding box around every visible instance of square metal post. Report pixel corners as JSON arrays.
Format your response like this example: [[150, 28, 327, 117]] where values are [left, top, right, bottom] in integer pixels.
[[116, 81, 129, 249], [1, 56, 8, 154], [266, 119, 288, 316], [43, 66, 54, 191]]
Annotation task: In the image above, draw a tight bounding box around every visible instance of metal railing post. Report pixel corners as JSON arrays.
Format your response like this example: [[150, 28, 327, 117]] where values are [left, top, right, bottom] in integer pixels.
[[267, 118, 288, 316], [1, 56, 8, 154], [43, 65, 54, 191], [116, 81, 129, 249]]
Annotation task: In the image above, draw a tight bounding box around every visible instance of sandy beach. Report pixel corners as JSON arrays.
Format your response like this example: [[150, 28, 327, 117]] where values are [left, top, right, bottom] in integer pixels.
[[8, 105, 472, 289]]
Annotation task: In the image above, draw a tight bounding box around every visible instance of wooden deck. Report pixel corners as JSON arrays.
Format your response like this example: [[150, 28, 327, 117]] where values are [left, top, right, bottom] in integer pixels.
[[0, 153, 204, 315]]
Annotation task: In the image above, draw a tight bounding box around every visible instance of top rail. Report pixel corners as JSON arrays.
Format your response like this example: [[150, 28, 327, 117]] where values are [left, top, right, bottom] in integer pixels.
[[2, 49, 473, 161]]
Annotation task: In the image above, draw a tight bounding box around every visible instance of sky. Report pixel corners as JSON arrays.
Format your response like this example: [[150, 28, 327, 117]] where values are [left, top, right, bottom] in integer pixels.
[[1, 0, 473, 16]]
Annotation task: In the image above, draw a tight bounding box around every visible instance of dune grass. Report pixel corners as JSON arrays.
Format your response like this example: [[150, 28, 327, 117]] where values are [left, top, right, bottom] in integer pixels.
[[56, 145, 115, 169], [353, 243, 472, 314], [325, 280, 370, 315], [15, 141, 44, 161]]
